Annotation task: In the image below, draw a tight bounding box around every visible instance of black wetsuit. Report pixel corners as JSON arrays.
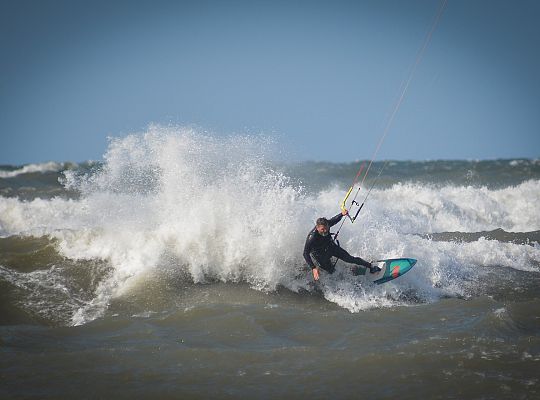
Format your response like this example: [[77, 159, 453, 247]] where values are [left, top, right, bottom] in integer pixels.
[[303, 213, 371, 274]]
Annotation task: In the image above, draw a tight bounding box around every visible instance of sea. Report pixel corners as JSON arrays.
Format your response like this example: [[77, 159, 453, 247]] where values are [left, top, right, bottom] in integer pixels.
[[1, 127, 539, 399]]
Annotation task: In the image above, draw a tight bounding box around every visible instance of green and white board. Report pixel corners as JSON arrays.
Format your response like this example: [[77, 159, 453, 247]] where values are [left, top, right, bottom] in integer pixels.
[[363, 258, 417, 284]]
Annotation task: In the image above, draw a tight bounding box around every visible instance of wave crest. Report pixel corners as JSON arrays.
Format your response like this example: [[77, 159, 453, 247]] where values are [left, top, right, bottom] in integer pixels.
[[1, 126, 539, 325]]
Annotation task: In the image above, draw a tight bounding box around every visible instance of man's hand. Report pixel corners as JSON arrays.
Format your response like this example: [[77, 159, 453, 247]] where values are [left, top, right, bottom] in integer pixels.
[[312, 267, 320, 281], [341, 208, 348, 216]]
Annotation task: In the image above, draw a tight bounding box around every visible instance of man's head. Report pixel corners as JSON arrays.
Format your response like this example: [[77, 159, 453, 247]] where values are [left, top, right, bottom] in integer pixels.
[[316, 217, 329, 236]]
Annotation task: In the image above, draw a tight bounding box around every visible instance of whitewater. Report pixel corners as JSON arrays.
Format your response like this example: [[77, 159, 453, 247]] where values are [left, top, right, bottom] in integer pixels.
[[1, 126, 539, 327]]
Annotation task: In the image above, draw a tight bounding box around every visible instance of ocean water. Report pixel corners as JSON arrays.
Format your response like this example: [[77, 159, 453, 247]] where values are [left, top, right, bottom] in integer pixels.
[[1, 126, 539, 399]]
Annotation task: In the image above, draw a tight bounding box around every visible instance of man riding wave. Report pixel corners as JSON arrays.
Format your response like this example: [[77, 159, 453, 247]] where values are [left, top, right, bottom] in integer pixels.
[[303, 209, 380, 281]]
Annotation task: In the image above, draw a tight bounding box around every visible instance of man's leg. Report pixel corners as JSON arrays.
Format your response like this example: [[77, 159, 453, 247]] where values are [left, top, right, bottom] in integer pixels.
[[332, 246, 371, 268], [331, 246, 382, 274]]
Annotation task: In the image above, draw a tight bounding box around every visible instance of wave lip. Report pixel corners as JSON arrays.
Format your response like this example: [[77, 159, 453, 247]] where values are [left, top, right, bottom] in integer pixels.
[[0, 162, 65, 178]]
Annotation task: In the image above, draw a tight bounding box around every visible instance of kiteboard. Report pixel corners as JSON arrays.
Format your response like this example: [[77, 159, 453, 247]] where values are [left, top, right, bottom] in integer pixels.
[[357, 258, 417, 285]]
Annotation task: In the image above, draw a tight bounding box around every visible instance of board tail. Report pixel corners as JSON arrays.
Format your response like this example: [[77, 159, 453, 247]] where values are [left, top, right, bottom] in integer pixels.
[[372, 258, 417, 285]]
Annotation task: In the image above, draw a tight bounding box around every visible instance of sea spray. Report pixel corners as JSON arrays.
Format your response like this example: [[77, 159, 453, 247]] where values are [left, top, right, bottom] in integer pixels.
[[56, 127, 313, 324], [0, 126, 539, 325]]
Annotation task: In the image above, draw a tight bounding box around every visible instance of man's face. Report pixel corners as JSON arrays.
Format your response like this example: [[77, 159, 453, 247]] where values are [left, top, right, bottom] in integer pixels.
[[316, 224, 329, 236]]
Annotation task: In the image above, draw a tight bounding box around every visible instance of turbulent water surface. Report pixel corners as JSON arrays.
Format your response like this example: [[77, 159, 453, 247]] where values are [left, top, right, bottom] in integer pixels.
[[1, 127, 539, 399]]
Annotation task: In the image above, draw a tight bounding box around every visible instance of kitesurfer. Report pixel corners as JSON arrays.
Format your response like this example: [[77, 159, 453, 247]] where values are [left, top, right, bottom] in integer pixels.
[[303, 209, 380, 281]]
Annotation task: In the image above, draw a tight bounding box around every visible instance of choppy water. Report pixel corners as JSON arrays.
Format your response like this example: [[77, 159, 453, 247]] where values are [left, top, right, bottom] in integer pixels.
[[1, 126, 539, 399]]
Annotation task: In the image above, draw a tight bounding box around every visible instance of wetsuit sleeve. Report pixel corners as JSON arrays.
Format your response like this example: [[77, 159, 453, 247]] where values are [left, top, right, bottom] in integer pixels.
[[303, 231, 316, 269], [327, 213, 343, 227]]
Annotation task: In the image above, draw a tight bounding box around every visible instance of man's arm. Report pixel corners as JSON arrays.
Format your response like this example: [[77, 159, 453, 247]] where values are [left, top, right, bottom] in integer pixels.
[[327, 213, 344, 227], [303, 231, 316, 269], [303, 231, 321, 281]]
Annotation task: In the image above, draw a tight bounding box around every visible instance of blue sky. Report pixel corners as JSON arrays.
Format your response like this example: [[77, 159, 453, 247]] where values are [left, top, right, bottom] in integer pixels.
[[1, 0, 539, 164]]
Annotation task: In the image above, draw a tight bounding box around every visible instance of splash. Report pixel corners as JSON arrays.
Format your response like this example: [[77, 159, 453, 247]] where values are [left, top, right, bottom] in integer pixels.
[[0, 126, 539, 324]]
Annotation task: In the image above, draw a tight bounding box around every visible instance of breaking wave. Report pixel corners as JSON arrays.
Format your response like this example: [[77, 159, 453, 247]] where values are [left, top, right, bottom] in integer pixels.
[[0, 161, 65, 178], [0, 126, 539, 325]]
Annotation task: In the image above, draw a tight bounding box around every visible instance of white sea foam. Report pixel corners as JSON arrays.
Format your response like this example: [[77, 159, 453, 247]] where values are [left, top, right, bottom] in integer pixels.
[[0, 161, 64, 178], [0, 264, 87, 324], [326, 180, 540, 234], [0, 126, 539, 323]]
